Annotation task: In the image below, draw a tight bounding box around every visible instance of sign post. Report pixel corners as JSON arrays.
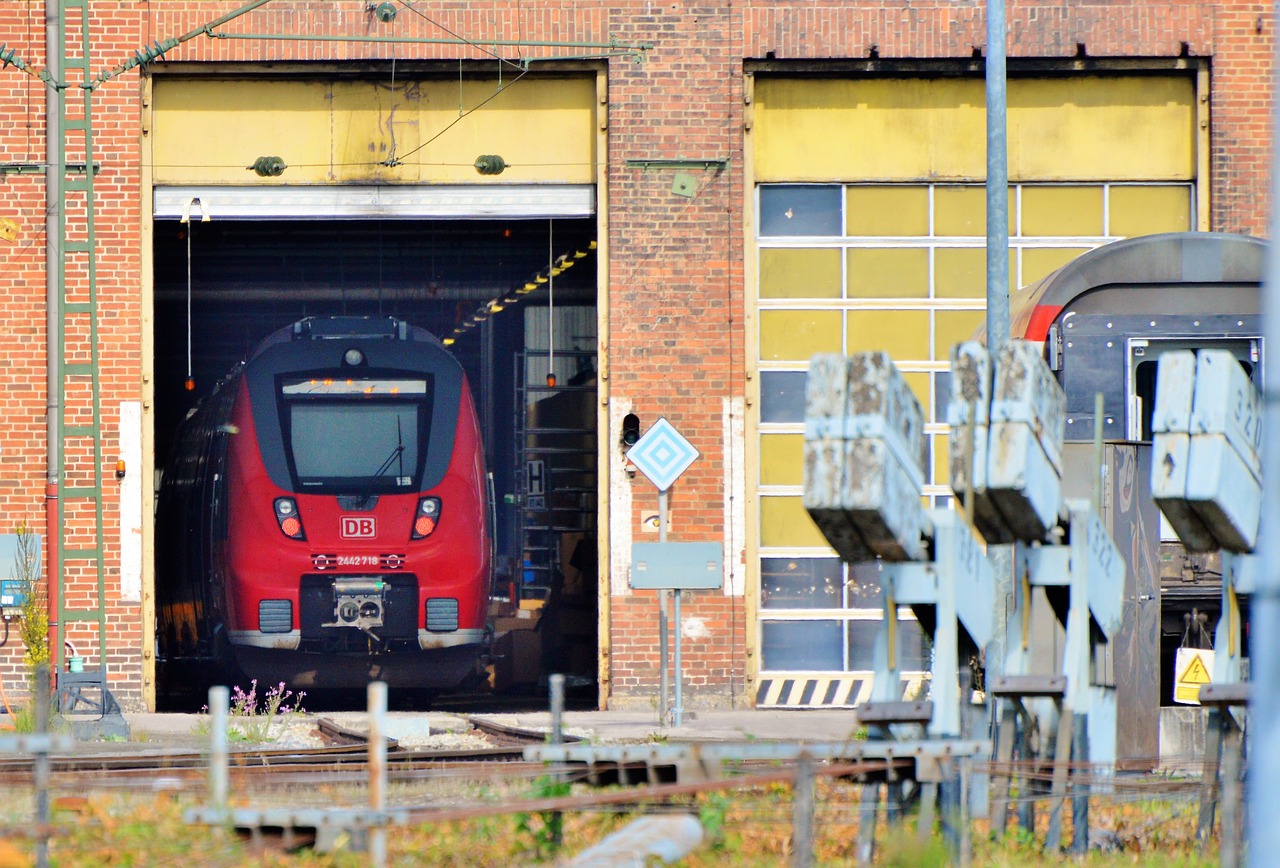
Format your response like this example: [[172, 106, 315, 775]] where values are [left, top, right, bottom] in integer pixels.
[[627, 418, 703, 726]]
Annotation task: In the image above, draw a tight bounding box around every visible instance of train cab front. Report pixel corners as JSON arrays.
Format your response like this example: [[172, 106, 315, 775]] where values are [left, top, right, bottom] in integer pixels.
[[223, 317, 491, 690]]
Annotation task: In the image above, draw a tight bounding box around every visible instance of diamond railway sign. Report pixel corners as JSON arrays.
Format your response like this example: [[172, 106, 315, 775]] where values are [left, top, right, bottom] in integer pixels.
[[627, 417, 699, 492]]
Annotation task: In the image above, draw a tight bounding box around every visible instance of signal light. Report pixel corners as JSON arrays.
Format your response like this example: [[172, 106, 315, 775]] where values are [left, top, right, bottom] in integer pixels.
[[274, 497, 305, 540], [622, 413, 642, 447], [411, 496, 442, 539], [184, 377, 195, 391]]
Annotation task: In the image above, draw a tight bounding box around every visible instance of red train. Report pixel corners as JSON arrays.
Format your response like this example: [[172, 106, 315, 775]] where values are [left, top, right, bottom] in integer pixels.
[[157, 316, 492, 699]]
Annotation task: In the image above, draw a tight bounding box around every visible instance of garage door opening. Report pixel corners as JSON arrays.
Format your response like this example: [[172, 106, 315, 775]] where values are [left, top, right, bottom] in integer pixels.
[[151, 216, 599, 709]]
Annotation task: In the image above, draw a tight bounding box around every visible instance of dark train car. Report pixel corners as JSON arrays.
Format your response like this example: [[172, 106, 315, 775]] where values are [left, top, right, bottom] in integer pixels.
[[157, 316, 492, 699], [1007, 231, 1263, 707]]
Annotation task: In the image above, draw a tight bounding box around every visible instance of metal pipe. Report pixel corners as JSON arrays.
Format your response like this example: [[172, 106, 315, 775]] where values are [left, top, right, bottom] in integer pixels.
[[369, 681, 388, 868], [982, 0, 1013, 761], [984, 0, 1009, 355], [34, 665, 50, 868], [1248, 12, 1280, 860], [211, 31, 653, 53], [209, 685, 229, 812], [673, 591, 684, 726], [791, 753, 815, 868], [658, 489, 669, 726], [550, 673, 565, 745], [44, 0, 62, 679]]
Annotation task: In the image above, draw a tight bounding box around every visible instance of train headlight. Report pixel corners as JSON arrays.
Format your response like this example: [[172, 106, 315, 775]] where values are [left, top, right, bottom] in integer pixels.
[[343, 347, 365, 367], [274, 497, 306, 540], [411, 496, 442, 539]]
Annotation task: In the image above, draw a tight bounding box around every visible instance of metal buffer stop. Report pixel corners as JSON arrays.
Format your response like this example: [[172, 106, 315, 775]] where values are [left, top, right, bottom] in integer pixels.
[[951, 340, 1124, 853], [1149, 348, 1260, 852], [804, 352, 994, 859]]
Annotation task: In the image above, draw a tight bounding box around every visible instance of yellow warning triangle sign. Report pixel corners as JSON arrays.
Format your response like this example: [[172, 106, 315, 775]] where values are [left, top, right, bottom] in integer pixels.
[[1178, 652, 1212, 685]]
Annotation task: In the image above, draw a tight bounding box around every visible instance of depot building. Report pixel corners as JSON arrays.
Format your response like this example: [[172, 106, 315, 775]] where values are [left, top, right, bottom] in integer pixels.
[[0, 1, 1267, 711]]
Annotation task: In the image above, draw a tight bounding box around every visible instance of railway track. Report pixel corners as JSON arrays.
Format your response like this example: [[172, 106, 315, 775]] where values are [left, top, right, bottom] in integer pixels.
[[0, 715, 576, 782]]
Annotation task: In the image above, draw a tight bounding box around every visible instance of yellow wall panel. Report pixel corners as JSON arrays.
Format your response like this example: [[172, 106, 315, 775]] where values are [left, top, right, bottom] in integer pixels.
[[760, 248, 842, 298], [1021, 186, 1104, 236], [152, 77, 596, 185], [846, 310, 929, 360], [934, 248, 985, 298], [1109, 186, 1193, 237], [755, 76, 1193, 183], [760, 434, 805, 487], [1021, 247, 1091, 286], [760, 310, 843, 360], [846, 248, 929, 298], [846, 187, 928, 236], [760, 496, 831, 549], [935, 310, 987, 360]]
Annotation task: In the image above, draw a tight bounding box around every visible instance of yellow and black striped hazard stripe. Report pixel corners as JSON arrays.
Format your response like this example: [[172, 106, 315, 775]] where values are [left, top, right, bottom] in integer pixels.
[[755, 673, 929, 708]]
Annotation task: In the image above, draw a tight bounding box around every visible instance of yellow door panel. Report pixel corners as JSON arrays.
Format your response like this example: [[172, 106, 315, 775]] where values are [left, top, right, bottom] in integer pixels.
[[1109, 186, 1193, 237], [1021, 186, 1104, 237], [760, 495, 831, 549], [152, 77, 597, 185], [760, 310, 843, 360], [934, 248, 986, 299], [1009, 77, 1194, 181], [755, 79, 985, 181], [846, 186, 929, 236], [760, 248, 842, 299], [846, 248, 929, 298], [901, 371, 931, 418], [760, 433, 805, 487], [932, 432, 951, 485], [756, 76, 1194, 183], [935, 310, 987, 361], [1021, 247, 1092, 286], [845, 310, 929, 360], [934, 186, 1017, 236]]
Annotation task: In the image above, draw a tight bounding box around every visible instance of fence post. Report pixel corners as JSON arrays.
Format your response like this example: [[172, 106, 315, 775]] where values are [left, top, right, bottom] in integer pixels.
[[791, 752, 815, 868]]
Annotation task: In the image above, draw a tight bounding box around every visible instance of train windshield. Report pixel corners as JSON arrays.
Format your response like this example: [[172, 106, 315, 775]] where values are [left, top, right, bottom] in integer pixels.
[[279, 376, 431, 493]]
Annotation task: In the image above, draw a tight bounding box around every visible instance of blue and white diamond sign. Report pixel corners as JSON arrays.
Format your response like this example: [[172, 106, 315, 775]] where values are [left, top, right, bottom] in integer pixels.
[[627, 417, 699, 492]]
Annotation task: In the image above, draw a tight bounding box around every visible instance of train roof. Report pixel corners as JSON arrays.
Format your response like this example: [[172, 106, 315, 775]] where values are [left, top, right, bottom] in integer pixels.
[[247, 315, 446, 362], [1009, 232, 1267, 341]]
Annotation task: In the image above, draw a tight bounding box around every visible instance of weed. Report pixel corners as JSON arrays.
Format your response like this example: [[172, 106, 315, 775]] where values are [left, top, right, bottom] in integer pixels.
[[8, 693, 67, 736], [13, 522, 48, 682], [699, 791, 732, 851], [193, 679, 306, 743], [514, 774, 571, 860]]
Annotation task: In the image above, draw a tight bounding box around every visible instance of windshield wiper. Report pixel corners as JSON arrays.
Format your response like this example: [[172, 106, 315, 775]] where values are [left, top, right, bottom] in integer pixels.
[[358, 416, 405, 505]]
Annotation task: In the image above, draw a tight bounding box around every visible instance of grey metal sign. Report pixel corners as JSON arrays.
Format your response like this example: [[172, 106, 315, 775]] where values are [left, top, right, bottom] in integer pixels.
[[630, 542, 722, 590]]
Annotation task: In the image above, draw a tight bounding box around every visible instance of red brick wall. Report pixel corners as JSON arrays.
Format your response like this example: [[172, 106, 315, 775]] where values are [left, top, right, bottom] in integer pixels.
[[0, 2, 1270, 710]]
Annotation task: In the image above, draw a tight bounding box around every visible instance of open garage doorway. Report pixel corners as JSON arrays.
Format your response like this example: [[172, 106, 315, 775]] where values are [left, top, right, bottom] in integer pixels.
[[150, 215, 600, 708]]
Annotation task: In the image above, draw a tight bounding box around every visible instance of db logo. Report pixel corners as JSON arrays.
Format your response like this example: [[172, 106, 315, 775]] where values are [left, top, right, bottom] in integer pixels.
[[340, 516, 377, 539]]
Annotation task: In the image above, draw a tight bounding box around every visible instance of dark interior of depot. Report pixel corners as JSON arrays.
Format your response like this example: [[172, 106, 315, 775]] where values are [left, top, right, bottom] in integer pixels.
[[152, 217, 600, 710]]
